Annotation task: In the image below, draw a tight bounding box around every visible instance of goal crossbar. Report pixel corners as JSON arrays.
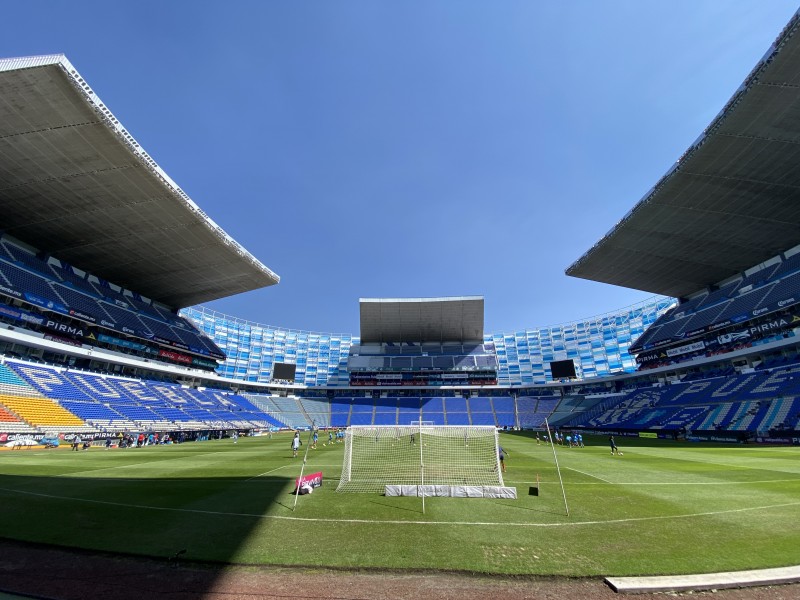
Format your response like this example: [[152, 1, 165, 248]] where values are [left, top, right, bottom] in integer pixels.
[[336, 425, 505, 494]]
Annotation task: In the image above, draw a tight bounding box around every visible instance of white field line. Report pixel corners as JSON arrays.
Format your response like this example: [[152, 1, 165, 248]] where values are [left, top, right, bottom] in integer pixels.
[[505, 478, 800, 486], [57, 451, 240, 477], [245, 465, 292, 481], [0, 485, 798, 528], [563, 466, 613, 484]]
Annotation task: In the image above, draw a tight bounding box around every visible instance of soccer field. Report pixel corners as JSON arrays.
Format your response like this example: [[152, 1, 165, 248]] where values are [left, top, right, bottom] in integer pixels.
[[0, 431, 797, 577]]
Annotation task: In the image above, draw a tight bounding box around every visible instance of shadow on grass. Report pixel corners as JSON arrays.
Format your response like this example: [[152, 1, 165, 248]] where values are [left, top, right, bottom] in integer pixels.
[[368, 498, 423, 515], [0, 470, 292, 598]]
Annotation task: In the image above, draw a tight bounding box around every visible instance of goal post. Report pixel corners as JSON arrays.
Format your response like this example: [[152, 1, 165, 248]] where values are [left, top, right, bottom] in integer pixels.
[[335, 425, 509, 495]]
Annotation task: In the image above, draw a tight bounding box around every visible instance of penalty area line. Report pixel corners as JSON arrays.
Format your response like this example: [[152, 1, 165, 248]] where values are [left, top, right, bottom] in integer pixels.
[[564, 466, 613, 484], [0, 485, 798, 528], [245, 464, 343, 481]]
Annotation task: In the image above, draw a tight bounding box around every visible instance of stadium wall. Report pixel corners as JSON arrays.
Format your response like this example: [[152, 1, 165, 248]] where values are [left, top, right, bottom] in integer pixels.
[[182, 296, 673, 387]]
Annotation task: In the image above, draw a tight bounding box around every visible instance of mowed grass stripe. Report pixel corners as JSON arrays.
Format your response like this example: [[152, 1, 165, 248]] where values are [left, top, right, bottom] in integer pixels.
[[2, 482, 799, 525]]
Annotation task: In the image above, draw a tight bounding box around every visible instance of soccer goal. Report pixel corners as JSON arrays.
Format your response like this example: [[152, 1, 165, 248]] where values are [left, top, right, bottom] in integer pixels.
[[335, 425, 514, 499]]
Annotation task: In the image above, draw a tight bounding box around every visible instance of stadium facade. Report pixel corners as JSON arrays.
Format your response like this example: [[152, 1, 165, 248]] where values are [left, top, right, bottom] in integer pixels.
[[183, 295, 674, 387]]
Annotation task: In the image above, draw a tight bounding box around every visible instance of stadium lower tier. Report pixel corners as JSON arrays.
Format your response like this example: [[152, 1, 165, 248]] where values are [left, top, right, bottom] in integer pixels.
[[0, 355, 799, 443], [559, 361, 800, 434], [0, 360, 284, 435]]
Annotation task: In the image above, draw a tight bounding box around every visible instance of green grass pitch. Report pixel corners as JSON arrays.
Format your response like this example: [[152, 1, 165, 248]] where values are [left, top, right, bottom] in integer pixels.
[[0, 431, 797, 576]]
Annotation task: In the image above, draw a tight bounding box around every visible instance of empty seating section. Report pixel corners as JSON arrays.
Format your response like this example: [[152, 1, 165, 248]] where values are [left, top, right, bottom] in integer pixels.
[[5, 350, 798, 438], [695, 281, 741, 311], [446, 412, 471, 425], [0, 364, 29, 388], [396, 405, 420, 425], [491, 396, 515, 427], [634, 255, 800, 350], [516, 395, 560, 428], [299, 397, 331, 427], [758, 271, 800, 308], [373, 398, 398, 426], [347, 398, 373, 426], [331, 398, 353, 427], [194, 390, 281, 428], [0, 238, 223, 357], [96, 301, 147, 332], [465, 396, 493, 426], [48, 263, 103, 297], [243, 393, 306, 428], [769, 396, 800, 431], [443, 396, 469, 425], [0, 404, 30, 433], [420, 397, 445, 425], [0, 261, 62, 305], [563, 361, 800, 433], [10, 363, 94, 402], [52, 284, 105, 318], [2, 243, 46, 274], [0, 380, 34, 431], [713, 286, 774, 324], [59, 400, 128, 427], [2, 360, 284, 431], [0, 393, 84, 428], [0, 405, 21, 422]]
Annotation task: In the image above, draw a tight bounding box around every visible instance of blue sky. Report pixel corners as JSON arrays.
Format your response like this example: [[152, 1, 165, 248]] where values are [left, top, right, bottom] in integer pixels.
[[1, 2, 797, 335]]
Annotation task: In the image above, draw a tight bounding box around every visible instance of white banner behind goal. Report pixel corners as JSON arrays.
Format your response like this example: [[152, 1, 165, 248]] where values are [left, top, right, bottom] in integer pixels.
[[336, 425, 504, 494]]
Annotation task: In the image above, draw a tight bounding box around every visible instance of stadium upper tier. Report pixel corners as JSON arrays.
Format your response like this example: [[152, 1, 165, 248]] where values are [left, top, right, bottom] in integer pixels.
[[183, 296, 674, 386], [567, 8, 800, 299], [631, 249, 800, 353], [0, 54, 278, 307], [0, 235, 224, 363]]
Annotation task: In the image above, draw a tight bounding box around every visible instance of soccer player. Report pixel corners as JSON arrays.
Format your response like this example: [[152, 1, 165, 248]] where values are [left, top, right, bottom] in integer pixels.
[[327, 431, 333, 446], [498, 446, 509, 472], [292, 432, 301, 458], [312, 431, 318, 449], [609, 434, 621, 456]]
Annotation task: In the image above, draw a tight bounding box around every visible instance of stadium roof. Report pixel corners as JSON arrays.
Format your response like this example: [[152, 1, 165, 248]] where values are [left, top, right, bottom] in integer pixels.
[[567, 9, 800, 300], [0, 54, 279, 308], [359, 296, 484, 344]]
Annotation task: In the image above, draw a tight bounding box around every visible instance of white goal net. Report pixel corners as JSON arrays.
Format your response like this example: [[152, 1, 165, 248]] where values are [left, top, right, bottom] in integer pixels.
[[336, 425, 504, 493]]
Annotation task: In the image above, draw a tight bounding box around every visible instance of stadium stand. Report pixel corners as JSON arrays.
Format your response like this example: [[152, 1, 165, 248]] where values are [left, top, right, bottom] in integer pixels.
[[1, 46, 800, 454], [559, 358, 800, 435], [632, 252, 800, 356], [0, 235, 225, 368], [0, 359, 285, 433]]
